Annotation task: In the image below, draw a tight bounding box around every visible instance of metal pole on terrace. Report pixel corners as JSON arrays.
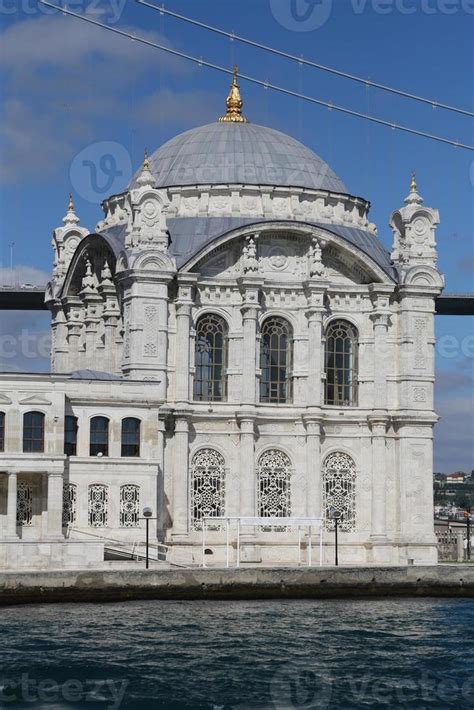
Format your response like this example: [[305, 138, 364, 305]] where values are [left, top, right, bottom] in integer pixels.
[[142, 506, 153, 570]]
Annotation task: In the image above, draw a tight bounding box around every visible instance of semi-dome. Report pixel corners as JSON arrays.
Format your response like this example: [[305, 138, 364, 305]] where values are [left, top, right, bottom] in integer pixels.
[[130, 67, 347, 194], [130, 122, 347, 193]]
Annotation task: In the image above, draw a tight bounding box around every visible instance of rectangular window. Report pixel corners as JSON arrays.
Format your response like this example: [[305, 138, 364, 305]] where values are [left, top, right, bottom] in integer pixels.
[[64, 415, 78, 456], [23, 412, 44, 453], [0, 413, 4, 452]]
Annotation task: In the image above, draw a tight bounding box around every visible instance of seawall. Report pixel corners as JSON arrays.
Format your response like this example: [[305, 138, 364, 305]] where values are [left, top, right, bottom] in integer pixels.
[[0, 565, 473, 604]]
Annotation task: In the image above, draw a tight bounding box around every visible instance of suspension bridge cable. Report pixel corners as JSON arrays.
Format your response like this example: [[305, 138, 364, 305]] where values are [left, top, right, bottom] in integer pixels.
[[137, 0, 474, 119], [38, 1, 474, 151]]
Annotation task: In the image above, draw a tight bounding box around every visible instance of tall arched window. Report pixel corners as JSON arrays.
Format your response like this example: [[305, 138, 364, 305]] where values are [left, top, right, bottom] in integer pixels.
[[23, 411, 45, 452], [257, 449, 291, 526], [88, 484, 108, 527], [190, 448, 225, 530], [120, 484, 140, 527], [194, 314, 228, 402], [121, 418, 140, 457], [260, 317, 293, 403], [325, 320, 358, 406], [323, 452, 356, 532], [90, 416, 109, 457], [0, 412, 4, 452]]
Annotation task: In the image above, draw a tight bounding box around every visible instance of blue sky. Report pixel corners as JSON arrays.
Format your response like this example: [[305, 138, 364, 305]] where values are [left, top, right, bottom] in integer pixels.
[[0, 0, 472, 471]]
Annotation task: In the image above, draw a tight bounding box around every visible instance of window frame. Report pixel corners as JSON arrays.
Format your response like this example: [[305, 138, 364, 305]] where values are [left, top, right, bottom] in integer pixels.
[[0, 412, 4, 452], [193, 313, 229, 402], [89, 416, 109, 457], [23, 411, 45, 453], [324, 319, 359, 407], [259, 316, 293, 404], [121, 417, 141, 457], [64, 415, 78, 456]]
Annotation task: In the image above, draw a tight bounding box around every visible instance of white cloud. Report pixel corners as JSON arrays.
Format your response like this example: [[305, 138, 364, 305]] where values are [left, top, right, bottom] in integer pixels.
[[0, 13, 196, 184], [0, 265, 50, 287]]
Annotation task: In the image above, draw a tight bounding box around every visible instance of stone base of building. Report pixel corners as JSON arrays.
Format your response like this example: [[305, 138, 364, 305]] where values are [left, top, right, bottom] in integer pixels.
[[179, 540, 439, 567], [0, 541, 105, 570]]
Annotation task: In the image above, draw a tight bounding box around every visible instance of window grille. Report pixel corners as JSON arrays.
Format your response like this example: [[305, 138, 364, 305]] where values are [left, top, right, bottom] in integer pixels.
[[257, 449, 291, 530], [191, 448, 225, 530], [120, 484, 140, 527], [323, 452, 356, 532], [88, 484, 108, 527], [17, 481, 33, 526]]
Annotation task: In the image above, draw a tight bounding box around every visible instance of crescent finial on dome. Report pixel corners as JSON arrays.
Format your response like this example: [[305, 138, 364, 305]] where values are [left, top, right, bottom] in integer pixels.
[[219, 65, 248, 123]]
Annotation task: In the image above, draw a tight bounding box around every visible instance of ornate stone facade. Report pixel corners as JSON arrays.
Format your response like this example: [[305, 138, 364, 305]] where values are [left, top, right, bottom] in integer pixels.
[[0, 80, 445, 568]]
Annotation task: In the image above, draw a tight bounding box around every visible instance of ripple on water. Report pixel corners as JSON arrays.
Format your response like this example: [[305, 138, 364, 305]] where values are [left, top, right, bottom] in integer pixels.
[[0, 598, 473, 709]]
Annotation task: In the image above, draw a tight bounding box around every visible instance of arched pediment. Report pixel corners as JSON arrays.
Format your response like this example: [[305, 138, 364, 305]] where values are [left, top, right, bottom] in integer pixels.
[[61, 234, 117, 298], [400, 265, 444, 289], [183, 221, 394, 285]]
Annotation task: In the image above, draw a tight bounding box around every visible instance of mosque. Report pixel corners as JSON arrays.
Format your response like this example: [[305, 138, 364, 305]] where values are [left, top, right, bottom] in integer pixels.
[[0, 69, 444, 569]]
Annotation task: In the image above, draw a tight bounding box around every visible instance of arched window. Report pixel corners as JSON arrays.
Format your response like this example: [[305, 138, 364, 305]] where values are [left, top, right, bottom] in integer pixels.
[[88, 484, 108, 527], [0, 412, 4, 452], [260, 317, 293, 403], [325, 320, 358, 406], [120, 484, 140, 527], [62, 483, 77, 527], [23, 411, 45, 453], [17, 481, 33, 526], [64, 415, 78, 456], [90, 417, 109, 457], [323, 452, 356, 532], [121, 418, 140, 457], [190, 448, 225, 530], [257, 449, 291, 526], [194, 314, 228, 402]]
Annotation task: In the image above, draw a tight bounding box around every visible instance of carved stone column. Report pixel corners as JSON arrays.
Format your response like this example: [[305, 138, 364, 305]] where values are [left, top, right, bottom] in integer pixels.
[[369, 415, 389, 540], [237, 411, 256, 518], [64, 297, 84, 371], [303, 416, 323, 518], [175, 275, 198, 405], [238, 277, 262, 406], [171, 408, 192, 539], [47, 472, 64, 539], [6, 472, 18, 539], [369, 286, 394, 411], [118, 268, 176, 395], [304, 282, 328, 407]]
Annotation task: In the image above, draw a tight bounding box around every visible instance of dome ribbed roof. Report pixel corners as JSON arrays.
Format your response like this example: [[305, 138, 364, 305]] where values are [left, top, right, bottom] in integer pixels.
[[130, 122, 347, 193]]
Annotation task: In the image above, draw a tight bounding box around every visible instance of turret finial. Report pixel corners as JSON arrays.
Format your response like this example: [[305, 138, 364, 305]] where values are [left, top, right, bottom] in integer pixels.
[[410, 171, 417, 193], [219, 65, 248, 123], [68, 192, 75, 212], [143, 148, 150, 171]]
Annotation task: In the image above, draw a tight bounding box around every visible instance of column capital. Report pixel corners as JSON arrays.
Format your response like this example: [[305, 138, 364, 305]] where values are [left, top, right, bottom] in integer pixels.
[[368, 413, 390, 434]]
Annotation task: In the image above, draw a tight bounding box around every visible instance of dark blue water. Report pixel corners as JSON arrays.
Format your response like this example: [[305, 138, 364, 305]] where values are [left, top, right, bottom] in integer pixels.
[[0, 598, 473, 709]]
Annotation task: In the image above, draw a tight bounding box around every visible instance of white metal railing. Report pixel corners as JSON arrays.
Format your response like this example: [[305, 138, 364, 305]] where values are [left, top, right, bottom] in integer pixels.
[[66, 526, 197, 567], [201, 516, 324, 568]]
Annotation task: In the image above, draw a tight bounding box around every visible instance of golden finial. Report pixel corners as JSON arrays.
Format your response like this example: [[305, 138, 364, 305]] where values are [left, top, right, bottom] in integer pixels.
[[143, 148, 150, 171], [68, 192, 75, 212], [219, 65, 248, 123], [410, 171, 417, 193]]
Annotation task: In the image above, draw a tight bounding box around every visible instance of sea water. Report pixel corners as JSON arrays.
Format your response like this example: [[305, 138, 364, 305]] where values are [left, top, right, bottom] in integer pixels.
[[0, 598, 473, 709]]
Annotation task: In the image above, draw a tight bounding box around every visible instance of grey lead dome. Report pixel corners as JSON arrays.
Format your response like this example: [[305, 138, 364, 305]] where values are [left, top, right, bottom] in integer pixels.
[[130, 122, 347, 193]]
